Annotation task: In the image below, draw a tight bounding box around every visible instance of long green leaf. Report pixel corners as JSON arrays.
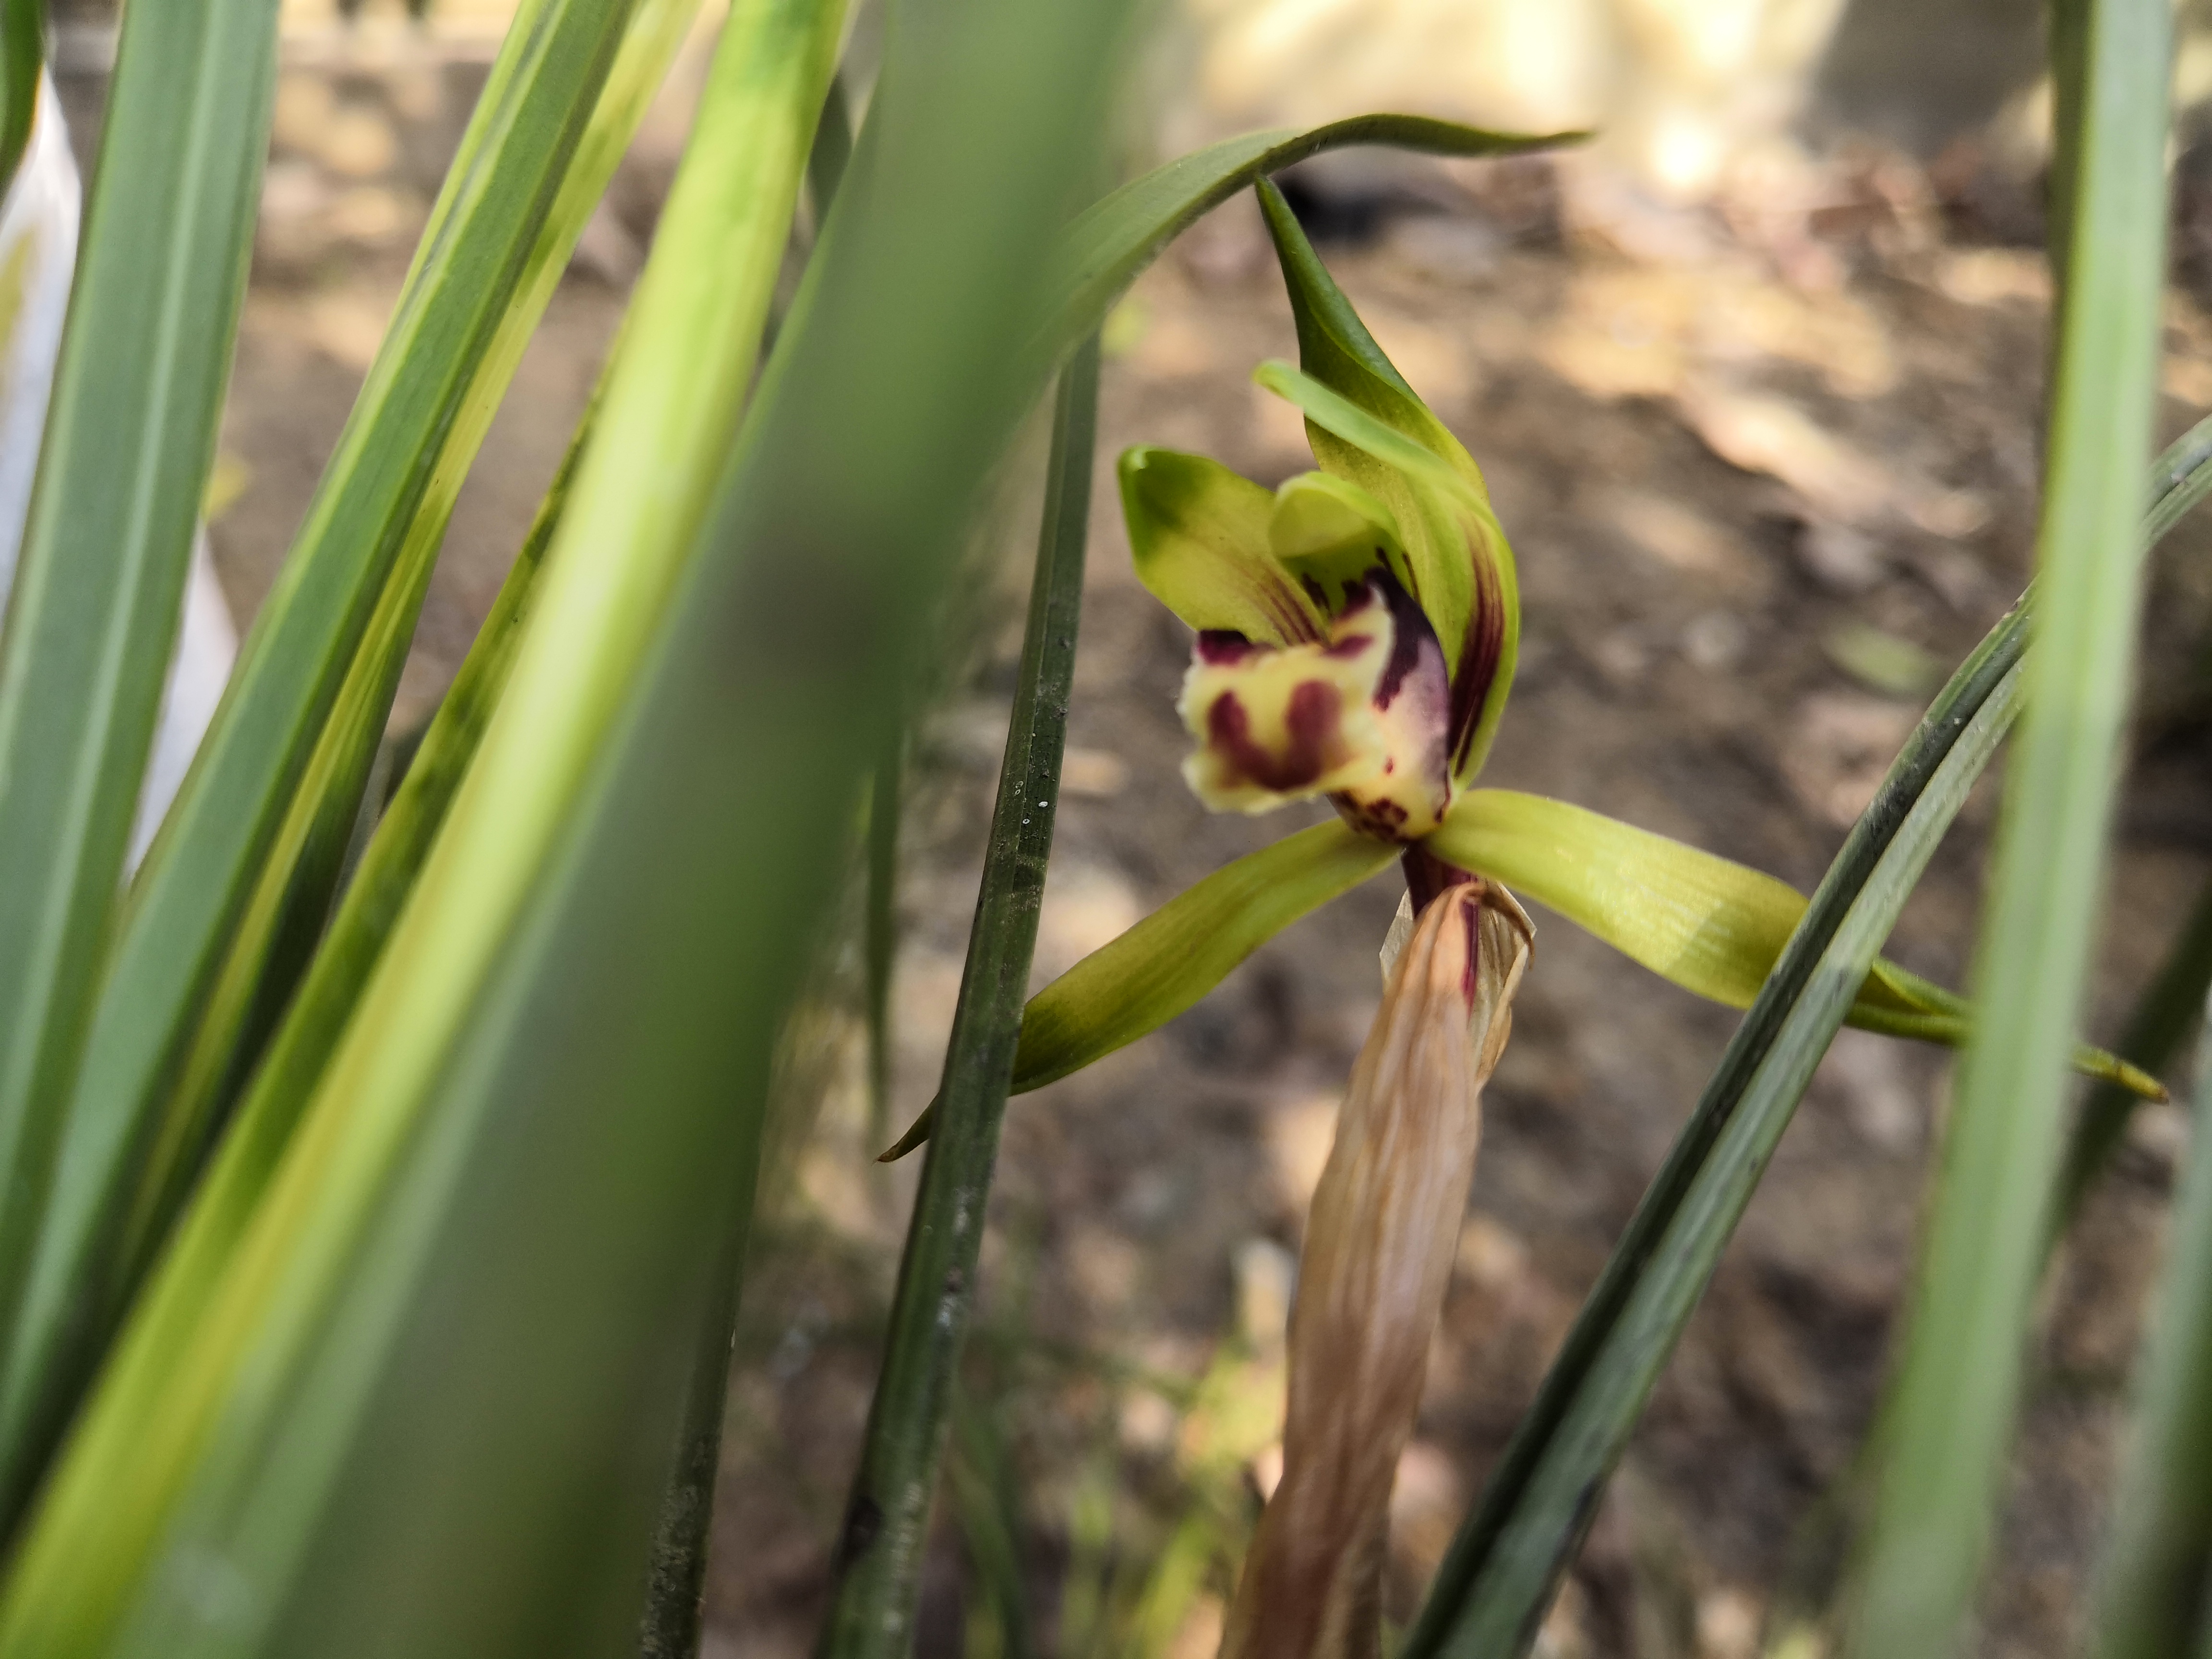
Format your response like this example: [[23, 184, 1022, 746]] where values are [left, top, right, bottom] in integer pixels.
[[1405, 644, 2030, 1659], [1043, 115, 1577, 361], [0, 0, 678, 1536], [126, 0, 697, 1316], [0, 0, 855, 1645], [0, 409, 591, 1620], [2087, 992, 2212, 1659], [186, 0, 848, 1334], [820, 337, 1100, 1658], [9, 0, 1123, 1647], [640, 69, 878, 1655], [1849, 0, 2170, 1644], [0, 0, 278, 1521], [2051, 409, 2212, 1226]]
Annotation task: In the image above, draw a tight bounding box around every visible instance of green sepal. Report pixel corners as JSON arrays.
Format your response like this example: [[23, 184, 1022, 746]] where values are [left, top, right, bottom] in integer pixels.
[[1118, 445, 1324, 645], [1252, 357, 1519, 782], [1255, 180, 1519, 781], [1266, 471, 1416, 608], [880, 819, 1397, 1158], [1428, 790, 2162, 1098]]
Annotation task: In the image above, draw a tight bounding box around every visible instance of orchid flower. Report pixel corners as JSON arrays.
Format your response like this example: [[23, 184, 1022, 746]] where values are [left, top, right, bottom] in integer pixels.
[[885, 181, 2156, 1161], [878, 177, 2159, 1658]]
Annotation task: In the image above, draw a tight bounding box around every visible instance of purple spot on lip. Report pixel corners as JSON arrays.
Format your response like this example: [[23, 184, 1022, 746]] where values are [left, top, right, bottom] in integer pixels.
[[1205, 681, 1346, 792]]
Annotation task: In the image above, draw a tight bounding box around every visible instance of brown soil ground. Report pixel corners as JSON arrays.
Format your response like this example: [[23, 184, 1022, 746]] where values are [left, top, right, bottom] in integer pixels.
[[56, 31, 2212, 1659]]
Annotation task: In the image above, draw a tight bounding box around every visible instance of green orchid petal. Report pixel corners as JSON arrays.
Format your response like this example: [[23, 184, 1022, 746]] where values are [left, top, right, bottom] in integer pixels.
[[1255, 181, 1519, 783], [879, 819, 1398, 1158], [1254, 358, 1519, 784], [1266, 470, 1416, 607], [1427, 790, 2162, 1098], [1118, 445, 1325, 646]]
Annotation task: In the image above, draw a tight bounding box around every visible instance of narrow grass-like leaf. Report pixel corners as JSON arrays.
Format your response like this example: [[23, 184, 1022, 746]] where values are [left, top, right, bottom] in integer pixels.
[[0, 0, 685, 1532], [642, 73, 869, 1650], [809, 71, 902, 1147], [187, 0, 850, 1337], [0, 0, 855, 1644], [2144, 410, 2212, 544], [1044, 115, 1578, 361], [637, 1209, 746, 1659], [3, 412, 591, 1600], [2087, 992, 2212, 1659], [1407, 651, 2028, 1659], [1850, 0, 2170, 1644], [2046, 411, 2212, 1226], [820, 336, 1101, 1658], [140, 0, 703, 1207], [117, 0, 701, 1297], [0, 0, 277, 1511], [7, 0, 1119, 1646]]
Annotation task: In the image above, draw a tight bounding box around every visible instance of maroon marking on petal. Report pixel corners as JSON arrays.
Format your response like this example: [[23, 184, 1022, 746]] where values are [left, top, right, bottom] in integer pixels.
[[1322, 634, 1374, 661], [1283, 679, 1343, 772], [1332, 792, 1412, 839], [1271, 594, 1328, 648], [1300, 574, 1331, 612], [1369, 570, 1442, 710], [1448, 554, 1508, 772], [1206, 681, 1346, 792], [1196, 629, 1260, 665]]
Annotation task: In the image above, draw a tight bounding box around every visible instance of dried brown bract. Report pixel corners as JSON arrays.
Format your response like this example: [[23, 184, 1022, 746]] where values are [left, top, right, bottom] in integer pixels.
[[1220, 876, 1532, 1659]]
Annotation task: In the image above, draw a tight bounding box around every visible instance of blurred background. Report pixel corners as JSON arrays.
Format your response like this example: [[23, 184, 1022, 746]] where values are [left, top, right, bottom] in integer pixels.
[[43, 0, 2212, 1652]]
